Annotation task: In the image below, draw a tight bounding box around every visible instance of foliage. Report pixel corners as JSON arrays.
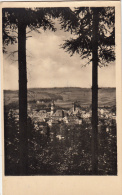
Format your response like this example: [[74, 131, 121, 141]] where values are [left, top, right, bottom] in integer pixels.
[[2, 7, 78, 53], [61, 7, 115, 67], [4, 109, 20, 175], [5, 111, 117, 175]]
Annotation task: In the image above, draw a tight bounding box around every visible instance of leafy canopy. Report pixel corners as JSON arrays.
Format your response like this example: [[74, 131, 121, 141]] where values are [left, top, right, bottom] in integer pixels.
[[2, 7, 78, 53], [61, 7, 115, 67]]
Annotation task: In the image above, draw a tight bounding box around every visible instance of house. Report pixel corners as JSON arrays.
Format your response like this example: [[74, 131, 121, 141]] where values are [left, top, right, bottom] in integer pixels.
[[52, 110, 64, 117]]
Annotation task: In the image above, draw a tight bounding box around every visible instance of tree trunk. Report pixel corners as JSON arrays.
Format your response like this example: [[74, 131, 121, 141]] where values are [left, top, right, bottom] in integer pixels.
[[18, 18, 28, 175], [91, 8, 99, 175]]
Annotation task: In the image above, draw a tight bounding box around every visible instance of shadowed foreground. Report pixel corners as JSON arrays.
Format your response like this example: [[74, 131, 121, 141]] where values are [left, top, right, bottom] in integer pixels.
[[4, 110, 117, 176]]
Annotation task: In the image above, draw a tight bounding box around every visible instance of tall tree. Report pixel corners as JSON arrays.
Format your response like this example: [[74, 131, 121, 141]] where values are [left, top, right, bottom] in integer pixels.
[[3, 8, 58, 175], [2, 7, 78, 175], [61, 7, 115, 174]]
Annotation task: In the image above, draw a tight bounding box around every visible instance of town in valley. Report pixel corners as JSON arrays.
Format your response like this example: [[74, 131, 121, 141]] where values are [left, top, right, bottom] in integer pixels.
[[4, 87, 117, 175]]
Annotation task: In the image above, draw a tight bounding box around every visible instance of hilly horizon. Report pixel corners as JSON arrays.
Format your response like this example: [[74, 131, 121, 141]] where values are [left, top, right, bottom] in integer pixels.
[[4, 86, 116, 92], [4, 87, 116, 108]]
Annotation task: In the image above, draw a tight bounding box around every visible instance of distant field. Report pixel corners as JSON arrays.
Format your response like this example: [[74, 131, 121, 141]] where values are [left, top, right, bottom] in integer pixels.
[[4, 87, 116, 108]]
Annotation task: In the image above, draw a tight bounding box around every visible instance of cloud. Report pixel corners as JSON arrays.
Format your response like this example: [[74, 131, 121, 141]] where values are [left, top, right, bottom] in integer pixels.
[[3, 21, 116, 89], [4, 58, 18, 90]]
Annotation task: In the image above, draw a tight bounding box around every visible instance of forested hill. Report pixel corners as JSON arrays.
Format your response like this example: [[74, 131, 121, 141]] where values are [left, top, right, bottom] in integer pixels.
[[4, 87, 116, 107]]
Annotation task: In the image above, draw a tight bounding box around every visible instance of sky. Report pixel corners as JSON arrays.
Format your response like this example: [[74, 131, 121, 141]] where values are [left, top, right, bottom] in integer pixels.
[[3, 19, 116, 90]]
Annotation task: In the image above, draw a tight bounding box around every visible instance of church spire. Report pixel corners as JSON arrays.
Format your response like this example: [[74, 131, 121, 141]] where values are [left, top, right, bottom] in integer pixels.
[[73, 102, 75, 113], [51, 100, 54, 115]]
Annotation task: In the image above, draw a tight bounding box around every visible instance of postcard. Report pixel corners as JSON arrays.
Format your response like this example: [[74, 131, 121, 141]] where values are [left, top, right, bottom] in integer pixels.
[[0, 1, 121, 195]]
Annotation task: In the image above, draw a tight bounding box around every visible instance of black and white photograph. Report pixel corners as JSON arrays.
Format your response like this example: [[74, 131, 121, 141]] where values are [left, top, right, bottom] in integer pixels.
[[3, 6, 117, 176]]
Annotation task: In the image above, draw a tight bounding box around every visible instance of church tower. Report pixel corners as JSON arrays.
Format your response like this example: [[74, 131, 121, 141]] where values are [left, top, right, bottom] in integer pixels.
[[51, 100, 54, 115], [73, 102, 76, 113]]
